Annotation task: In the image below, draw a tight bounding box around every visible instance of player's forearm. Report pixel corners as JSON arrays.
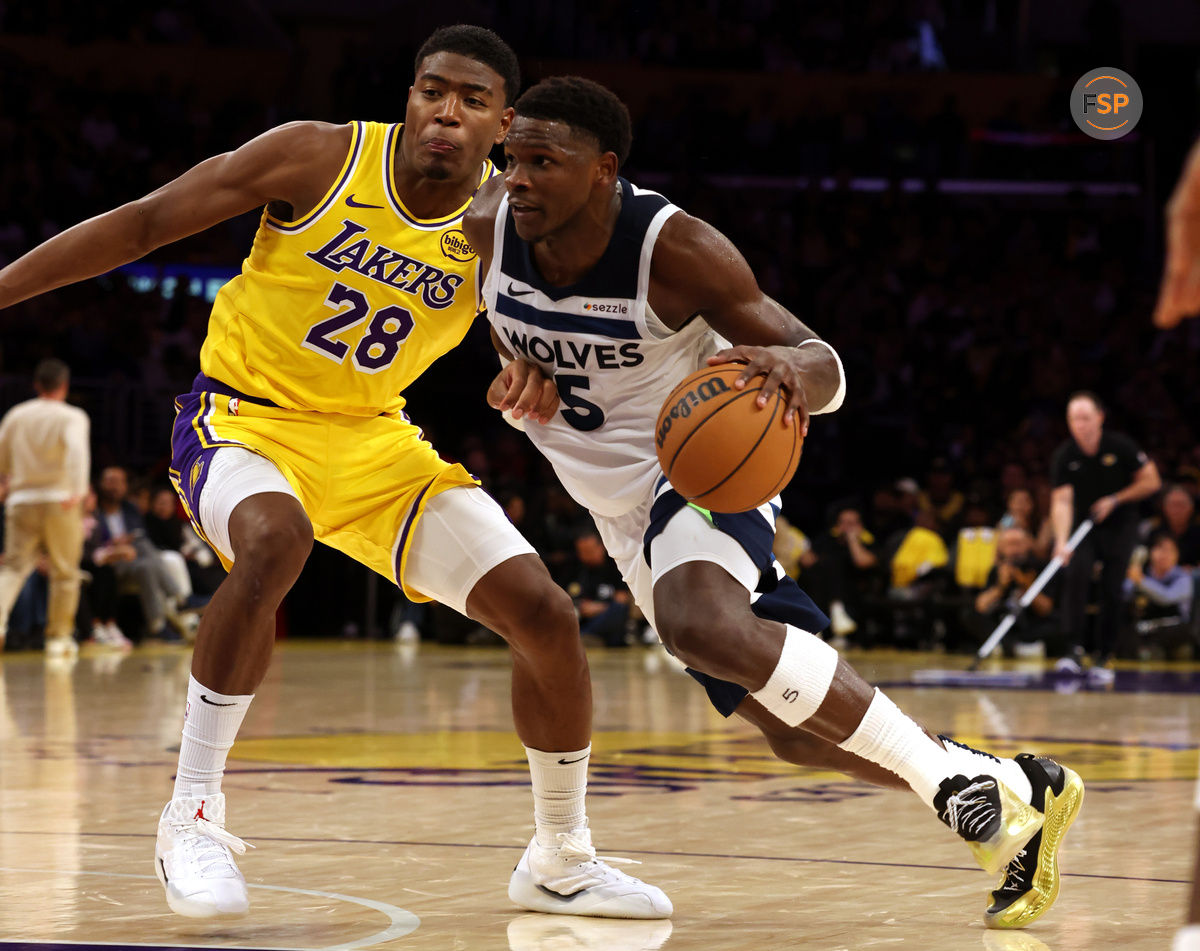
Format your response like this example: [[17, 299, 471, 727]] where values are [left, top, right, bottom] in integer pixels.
[[0, 203, 157, 309]]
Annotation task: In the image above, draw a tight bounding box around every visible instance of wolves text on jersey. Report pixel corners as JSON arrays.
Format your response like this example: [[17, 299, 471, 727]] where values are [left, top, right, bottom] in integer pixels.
[[501, 326, 645, 371], [307, 219, 465, 310]]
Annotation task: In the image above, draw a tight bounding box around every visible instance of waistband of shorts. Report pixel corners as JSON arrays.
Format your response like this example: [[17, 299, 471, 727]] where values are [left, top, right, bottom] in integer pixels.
[[191, 373, 282, 408]]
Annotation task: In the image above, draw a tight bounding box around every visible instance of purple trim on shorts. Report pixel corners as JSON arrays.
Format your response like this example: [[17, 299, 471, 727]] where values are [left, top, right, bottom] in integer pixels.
[[394, 478, 436, 582], [189, 372, 280, 407]]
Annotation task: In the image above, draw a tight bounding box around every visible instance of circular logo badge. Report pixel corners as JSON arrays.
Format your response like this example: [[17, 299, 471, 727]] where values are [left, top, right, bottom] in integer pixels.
[[440, 229, 475, 262], [1071, 67, 1142, 140]]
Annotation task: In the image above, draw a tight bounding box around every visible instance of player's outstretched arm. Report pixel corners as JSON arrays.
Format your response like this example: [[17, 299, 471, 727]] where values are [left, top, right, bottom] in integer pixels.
[[0, 121, 351, 310], [1154, 136, 1200, 328], [649, 212, 842, 431]]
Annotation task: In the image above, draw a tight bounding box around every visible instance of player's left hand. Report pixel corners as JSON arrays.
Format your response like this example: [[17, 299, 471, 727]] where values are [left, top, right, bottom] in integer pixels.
[[708, 344, 810, 433], [1154, 140, 1200, 328], [487, 358, 560, 424]]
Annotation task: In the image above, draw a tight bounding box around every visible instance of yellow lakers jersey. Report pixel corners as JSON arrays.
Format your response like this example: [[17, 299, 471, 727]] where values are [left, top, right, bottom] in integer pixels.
[[201, 121, 493, 416]]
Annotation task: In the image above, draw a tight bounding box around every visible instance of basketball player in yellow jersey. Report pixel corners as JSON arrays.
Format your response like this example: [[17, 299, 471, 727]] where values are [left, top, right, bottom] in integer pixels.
[[1153, 135, 1200, 951], [0, 26, 669, 922]]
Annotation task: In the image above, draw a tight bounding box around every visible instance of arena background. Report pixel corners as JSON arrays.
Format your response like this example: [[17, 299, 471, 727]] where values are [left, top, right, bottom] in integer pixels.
[[2, 0, 1198, 639]]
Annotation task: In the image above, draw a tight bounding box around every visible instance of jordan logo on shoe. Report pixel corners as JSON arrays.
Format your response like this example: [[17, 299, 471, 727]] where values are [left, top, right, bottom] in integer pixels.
[[194, 801, 207, 821], [200, 695, 237, 707]]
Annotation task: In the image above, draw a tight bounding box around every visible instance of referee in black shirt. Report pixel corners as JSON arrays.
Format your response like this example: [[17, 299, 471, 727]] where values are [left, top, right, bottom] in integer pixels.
[[1050, 391, 1161, 676]]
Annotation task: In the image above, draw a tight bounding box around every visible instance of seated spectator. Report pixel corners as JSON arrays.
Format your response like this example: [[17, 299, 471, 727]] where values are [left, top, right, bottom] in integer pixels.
[[917, 458, 964, 542], [972, 526, 1059, 657], [145, 485, 222, 601], [890, 509, 950, 593], [1125, 533, 1194, 658], [773, 514, 816, 581], [810, 504, 881, 642], [1141, 484, 1200, 569], [80, 486, 133, 650], [95, 466, 189, 641], [998, 487, 1053, 560], [567, 530, 631, 648]]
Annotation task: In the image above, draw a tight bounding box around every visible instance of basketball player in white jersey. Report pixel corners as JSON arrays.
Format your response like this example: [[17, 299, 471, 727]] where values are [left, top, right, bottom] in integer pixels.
[[464, 76, 1084, 930], [1154, 134, 1200, 951], [0, 31, 668, 921]]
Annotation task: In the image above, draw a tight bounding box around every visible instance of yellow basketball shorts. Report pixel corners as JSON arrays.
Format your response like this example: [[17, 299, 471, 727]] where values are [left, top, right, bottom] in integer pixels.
[[169, 376, 477, 600]]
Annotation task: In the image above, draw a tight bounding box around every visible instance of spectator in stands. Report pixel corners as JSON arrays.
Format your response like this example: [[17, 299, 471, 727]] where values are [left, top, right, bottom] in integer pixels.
[[1051, 391, 1162, 679], [80, 486, 133, 650], [773, 514, 816, 581], [567, 530, 631, 648], [95, 465, 189, 641], [145, 484, 220, 601], [972, 526, 1058, 657], [1124, 533, 1194, 658], [918, 458, 964, 542], [809, 504, 881, 643], [1142, 485, 1200, 569], [999, 487, 1053, 559], [0, 358, 89, 659]]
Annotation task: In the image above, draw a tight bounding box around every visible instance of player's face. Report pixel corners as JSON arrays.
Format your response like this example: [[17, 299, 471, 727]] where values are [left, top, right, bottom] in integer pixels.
[[405, 52, 513, 183], [502, 117, 607, 241]]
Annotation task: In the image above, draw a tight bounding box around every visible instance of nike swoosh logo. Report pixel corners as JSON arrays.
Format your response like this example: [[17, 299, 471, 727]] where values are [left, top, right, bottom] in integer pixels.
[[536, 883, 584, 902], [507, 282, 533, 298], [200, 695, 237, 707], [345, 194, 384, 209], [557, 755, 588, 765]]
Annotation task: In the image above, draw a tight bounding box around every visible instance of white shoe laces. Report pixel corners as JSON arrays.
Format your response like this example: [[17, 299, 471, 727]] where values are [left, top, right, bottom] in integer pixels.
[[168, 812, 253, 877], [997, 847, 1030, 895], [943, 780, 998, 838], [554, 830, 640, 869]]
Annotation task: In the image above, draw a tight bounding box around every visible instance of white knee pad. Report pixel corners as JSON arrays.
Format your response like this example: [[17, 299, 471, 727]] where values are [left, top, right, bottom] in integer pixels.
[[749, 624, 840, 727], [196, 448, 298, 564]]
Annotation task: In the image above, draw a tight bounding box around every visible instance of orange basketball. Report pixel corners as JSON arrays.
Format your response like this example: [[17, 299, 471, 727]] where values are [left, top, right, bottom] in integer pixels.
[[654, 362, 804, 513]]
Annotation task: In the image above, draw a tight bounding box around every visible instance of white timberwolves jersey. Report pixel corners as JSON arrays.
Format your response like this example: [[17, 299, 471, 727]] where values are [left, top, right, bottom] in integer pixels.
[[483, 179, 718, 517]]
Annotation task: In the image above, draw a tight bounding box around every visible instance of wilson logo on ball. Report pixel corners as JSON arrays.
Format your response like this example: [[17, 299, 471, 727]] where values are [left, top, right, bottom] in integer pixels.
[[655, 376, 732, 449], [655, 363, 804, 514]]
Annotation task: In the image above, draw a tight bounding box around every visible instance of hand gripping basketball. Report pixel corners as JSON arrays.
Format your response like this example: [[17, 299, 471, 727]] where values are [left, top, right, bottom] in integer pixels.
[[654, 362, 804, 513]]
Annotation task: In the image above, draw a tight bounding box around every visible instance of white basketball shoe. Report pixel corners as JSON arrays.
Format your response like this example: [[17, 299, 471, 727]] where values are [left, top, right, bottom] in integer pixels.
[[509, 825, 672, 919], [154, 789, 252, 917]]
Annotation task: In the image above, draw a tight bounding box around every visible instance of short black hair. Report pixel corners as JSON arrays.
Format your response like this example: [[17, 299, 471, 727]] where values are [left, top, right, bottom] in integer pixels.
[[515, 76, 632, 166], [414, 25, 520, 107], [1067, 390, 1106, 414], [33, 358, 69, 393]]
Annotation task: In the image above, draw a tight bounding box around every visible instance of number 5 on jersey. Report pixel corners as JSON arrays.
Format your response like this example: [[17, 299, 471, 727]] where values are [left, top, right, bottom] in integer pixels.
[[302, 282, 415, 374]]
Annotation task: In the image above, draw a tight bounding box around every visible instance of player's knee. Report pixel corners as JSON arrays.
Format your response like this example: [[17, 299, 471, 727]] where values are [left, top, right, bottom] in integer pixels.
[[656, 599, 740, 673], [234, 517, 313, 582], [499, 581, 577, 650]]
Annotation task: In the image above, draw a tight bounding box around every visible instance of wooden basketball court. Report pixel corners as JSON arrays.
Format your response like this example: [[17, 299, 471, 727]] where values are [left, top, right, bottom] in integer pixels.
[[0, 640, 1191, 949]]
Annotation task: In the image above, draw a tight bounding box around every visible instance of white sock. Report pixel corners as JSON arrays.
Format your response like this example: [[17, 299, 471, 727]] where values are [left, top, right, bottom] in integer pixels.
[[1174, 925, 1200, 951], [838, 689, 1031, 808], [939, 734, 1033, 805], [173, 674, 253, 799], [525, 745, 589, 848]]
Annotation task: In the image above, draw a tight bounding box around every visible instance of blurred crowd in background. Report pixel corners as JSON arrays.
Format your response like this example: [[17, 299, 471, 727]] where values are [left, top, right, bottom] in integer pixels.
[[1, 0, 1198, 656]]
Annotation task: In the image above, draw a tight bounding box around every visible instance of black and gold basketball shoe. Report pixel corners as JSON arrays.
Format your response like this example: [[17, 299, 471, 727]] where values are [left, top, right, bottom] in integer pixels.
[[985, 753, 1085, 929]]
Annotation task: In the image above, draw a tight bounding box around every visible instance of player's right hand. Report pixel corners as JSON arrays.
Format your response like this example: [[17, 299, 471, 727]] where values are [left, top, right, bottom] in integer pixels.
[[487, 358, 560, 424]]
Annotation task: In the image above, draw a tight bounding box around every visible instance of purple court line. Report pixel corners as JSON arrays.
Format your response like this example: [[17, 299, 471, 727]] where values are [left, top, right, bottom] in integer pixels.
[[0, 830, 1184, 886]]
